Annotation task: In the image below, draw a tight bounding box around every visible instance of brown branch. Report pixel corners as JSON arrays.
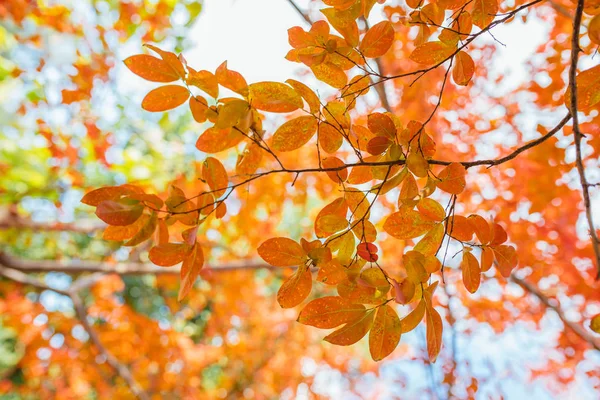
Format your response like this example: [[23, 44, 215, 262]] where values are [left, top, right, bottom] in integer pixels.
[[0, 264, 150, 399], [568, 0, 600, 279], [511, 275, 600, 351], [0, 251, 271, 275]]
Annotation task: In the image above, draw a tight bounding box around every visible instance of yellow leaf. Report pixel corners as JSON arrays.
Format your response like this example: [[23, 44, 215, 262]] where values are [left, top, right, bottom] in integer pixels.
[[311, 62, 348, 89], [248, 81, 303, 113], [286, 78, 321, 114], [271, 116, 318, 152], [202, 157, 228, 198]]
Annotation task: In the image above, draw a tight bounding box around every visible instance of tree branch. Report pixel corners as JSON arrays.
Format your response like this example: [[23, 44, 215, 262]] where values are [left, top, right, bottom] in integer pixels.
[[568, 0, 600, 279], [0, 251, 271, 275], [0, 264, 150, 399], [511, 274, 600, 351]]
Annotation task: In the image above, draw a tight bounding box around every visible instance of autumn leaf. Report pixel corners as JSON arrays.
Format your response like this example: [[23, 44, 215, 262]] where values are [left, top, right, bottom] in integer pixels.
[[384, 207, 437, 240], [311, 62, 348, 89], [178, 244, 204, 301], [564, 65, 600, 111], [202, 157, 228, 198], [401, 300, 426, 333], [493, 245, 518, 277], [124, 54, 179, 82], [417, 198, 445, 222], [277, 266, 312, 308], [142, 85, 190, 112], [124, 212, 158, 246], [248, 82, 303, 113], [360, 21, 395, 58], [96, 199, 144, 226], [215, 61, 248, 96], [297, 296, 366, 328], [436, 162, 466, 194], [369, 304, 401, 361], [453, 51, 475, 86], [196, 127, 245, 153], [410, 41, 455, 65], [471, 0, 498, 29], [257, 237, 307, 267], [461, 249, 481, 294], [324, 309, 375, 346], [148, 243, 190, 267], [271, 116, 318, 152]]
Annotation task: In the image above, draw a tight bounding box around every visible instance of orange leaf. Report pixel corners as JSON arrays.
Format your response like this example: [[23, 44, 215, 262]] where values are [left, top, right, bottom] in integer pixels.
[[202, 157, 228, 198], [414, 223, 445, 256], [410, 41, 455, 65], [322, 157, 348, 183], [468, 214, 492, 244], [196, 127, 245, 154], [417, 198, 446, 222], [142, 85, 189, 112], [81, 185, 139, 206], [452, 51, 475, 86], [360, 21, 395, 58], [236, 143, 263, 176], [318, 123, 344, 154], [103, 213, 150, 241], [316, 259, 348, 285], [471, 0, 498, 29], [324, 309, 375, 346], [493, 245, 518, 277], [124, 212, 157, 246], [384, 207, 437, 239], [271, 116, 318, 152], [96, 200, 143, 226], [277, 266, 313, 308], [297, 296, 366, 328], [286, 78, 321, 114], [257, 237, 307, 267], [248, 81, 303, 113], [369, 304, 402, 361], [189, 96, 209, 123], [148, 243, 190, 267], [186, 68, 219, 98], [367, 112, 396, 139], [407, 152, 429, 177], [215, 61, 248, 96], [447, 215, 474, 241], [315, 197, 348, 238], [436, 162, 466, 194], [425, 301, 443, 362], [178, 244, 204, 301], [461, 249, 481, 293], [124, 54, 179, 82], [144, 44, 186, 79], [401, 299, 426, 333], [481, 246, 494, 272]]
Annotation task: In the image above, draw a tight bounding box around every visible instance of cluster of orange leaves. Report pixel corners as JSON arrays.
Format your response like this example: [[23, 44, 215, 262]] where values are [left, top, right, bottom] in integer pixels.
[[79, 0, 536, 362]]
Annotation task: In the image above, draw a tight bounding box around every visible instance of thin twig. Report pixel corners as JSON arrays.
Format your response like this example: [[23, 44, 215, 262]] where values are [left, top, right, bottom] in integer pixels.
[[567, 0, 600, 279]]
